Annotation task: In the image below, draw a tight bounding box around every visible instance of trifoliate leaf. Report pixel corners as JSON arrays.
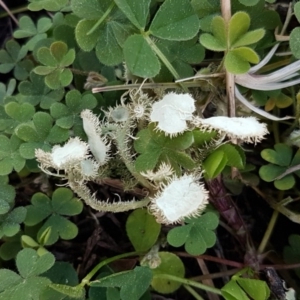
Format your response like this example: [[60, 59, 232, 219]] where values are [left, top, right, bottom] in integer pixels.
[[134, 125, 195, 173], [18, 72, 65, 108], [34, 41, 75, 89], [16, 112, 69, 159], [25, 188, 82, 245], [13, 16, 52, 51], [167, 212, 219, 255], [0, 40, 33, 80]]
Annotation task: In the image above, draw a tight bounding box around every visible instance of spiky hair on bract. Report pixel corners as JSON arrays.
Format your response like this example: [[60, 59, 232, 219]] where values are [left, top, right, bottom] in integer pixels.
[[149, 173, 209, 224], [81, 109, 110, 165], [150, 92, 196, 137], [35, 137, 89, 172], [194, 116, 269, 144], [140, 162, 174, 183]]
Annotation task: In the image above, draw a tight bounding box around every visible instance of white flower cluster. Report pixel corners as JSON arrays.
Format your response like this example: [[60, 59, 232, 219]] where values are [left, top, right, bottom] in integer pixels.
[[35, 110, 110, 182], [149, 92, 269, 144], [149, 174, 209, 224], [150, 92, 195, 136]]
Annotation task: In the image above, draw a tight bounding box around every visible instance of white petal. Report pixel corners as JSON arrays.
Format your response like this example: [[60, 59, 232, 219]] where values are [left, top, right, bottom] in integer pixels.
[[197, 116, 269, 143], [150, 174, 209, 224], [81, 109, 110, 164]]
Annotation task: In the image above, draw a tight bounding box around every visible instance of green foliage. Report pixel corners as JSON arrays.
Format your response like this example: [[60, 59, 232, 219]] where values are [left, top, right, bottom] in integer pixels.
[[126, 208, 161, 252], [24, 188, 83, 245], [203, 143, 245, 179], [0, 176, 26, 239], [200, 11, 264, 73], [259, 144, 300, 190], [0, 79, 16, 104], [34, 41, 75, 89], [91, 266, 152, 300], [74, 0, 201, 78], [134, 124, 195, 173], [151, 252, 185, 294], [13, 16, 53, 51], [0, 232, 22, 261], [50, 90, 97, 136], [221, 268, 270, 300], [28, 0, 69, 12], [0, 0, 295, 299], [15, 111, 69, 159], [167, 212, 219, 255], [0, 134, 26, 175], [0, 40, 33, 80], [252, 89, 293, 111], [289, 2, 300, 59], [40, 261, 85, 299], [283, 234, 300, 279], [0, 248, 55, 300], [18, 72, 65, 108]]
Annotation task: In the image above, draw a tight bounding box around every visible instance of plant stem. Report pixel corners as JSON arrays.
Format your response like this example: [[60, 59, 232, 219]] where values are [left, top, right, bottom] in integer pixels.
[[0, 0, 18, 24], [221, 0, 235, 118], [114, 118, 153, 190], [87, 2, 115, 35], [257, 190, 283, 254], [0, 4, 27, 19], [153, 274, 222, 295], [92, 81, 201, 93], [144, 35, 188, 92], [81, 251, 141, 285], [183, 285, 205, 300]]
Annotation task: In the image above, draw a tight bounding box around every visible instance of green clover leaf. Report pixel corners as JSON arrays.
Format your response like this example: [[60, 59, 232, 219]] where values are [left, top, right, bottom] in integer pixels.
[[0, 248, 55, 300], [0, 40, 34, 80], [149, 0, 199, 41], [91, 266, 152, 300], [203, 144, 245, 179], [0, 206, 27, 239], [13, 16, 52, 51], [156, 38, 205, 79], [18, 72, 65, 108], [0, 176, 16, 215], [151, 252, 185, 294], [167, 212, 219, 255], [283, 234, 300, 279], [24, 188, 83, 245], [222, 268, 270, 300], [0, 134, 26, 175], [50, 90, 97, 135], [252, 89, 293, 111], [0, 79, 16, 105], [126, 208, 161, 252], [28, 0, 69, 11], [0, 231, 22, 261], [134, 124, 195, 174], [15, 111, 69, 159], [41, 262, 85, 299], [200, 11, 265, 74], [34, 41, 75, 89], [74, 0, 135, 66], [259, 144, 300, 190]]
